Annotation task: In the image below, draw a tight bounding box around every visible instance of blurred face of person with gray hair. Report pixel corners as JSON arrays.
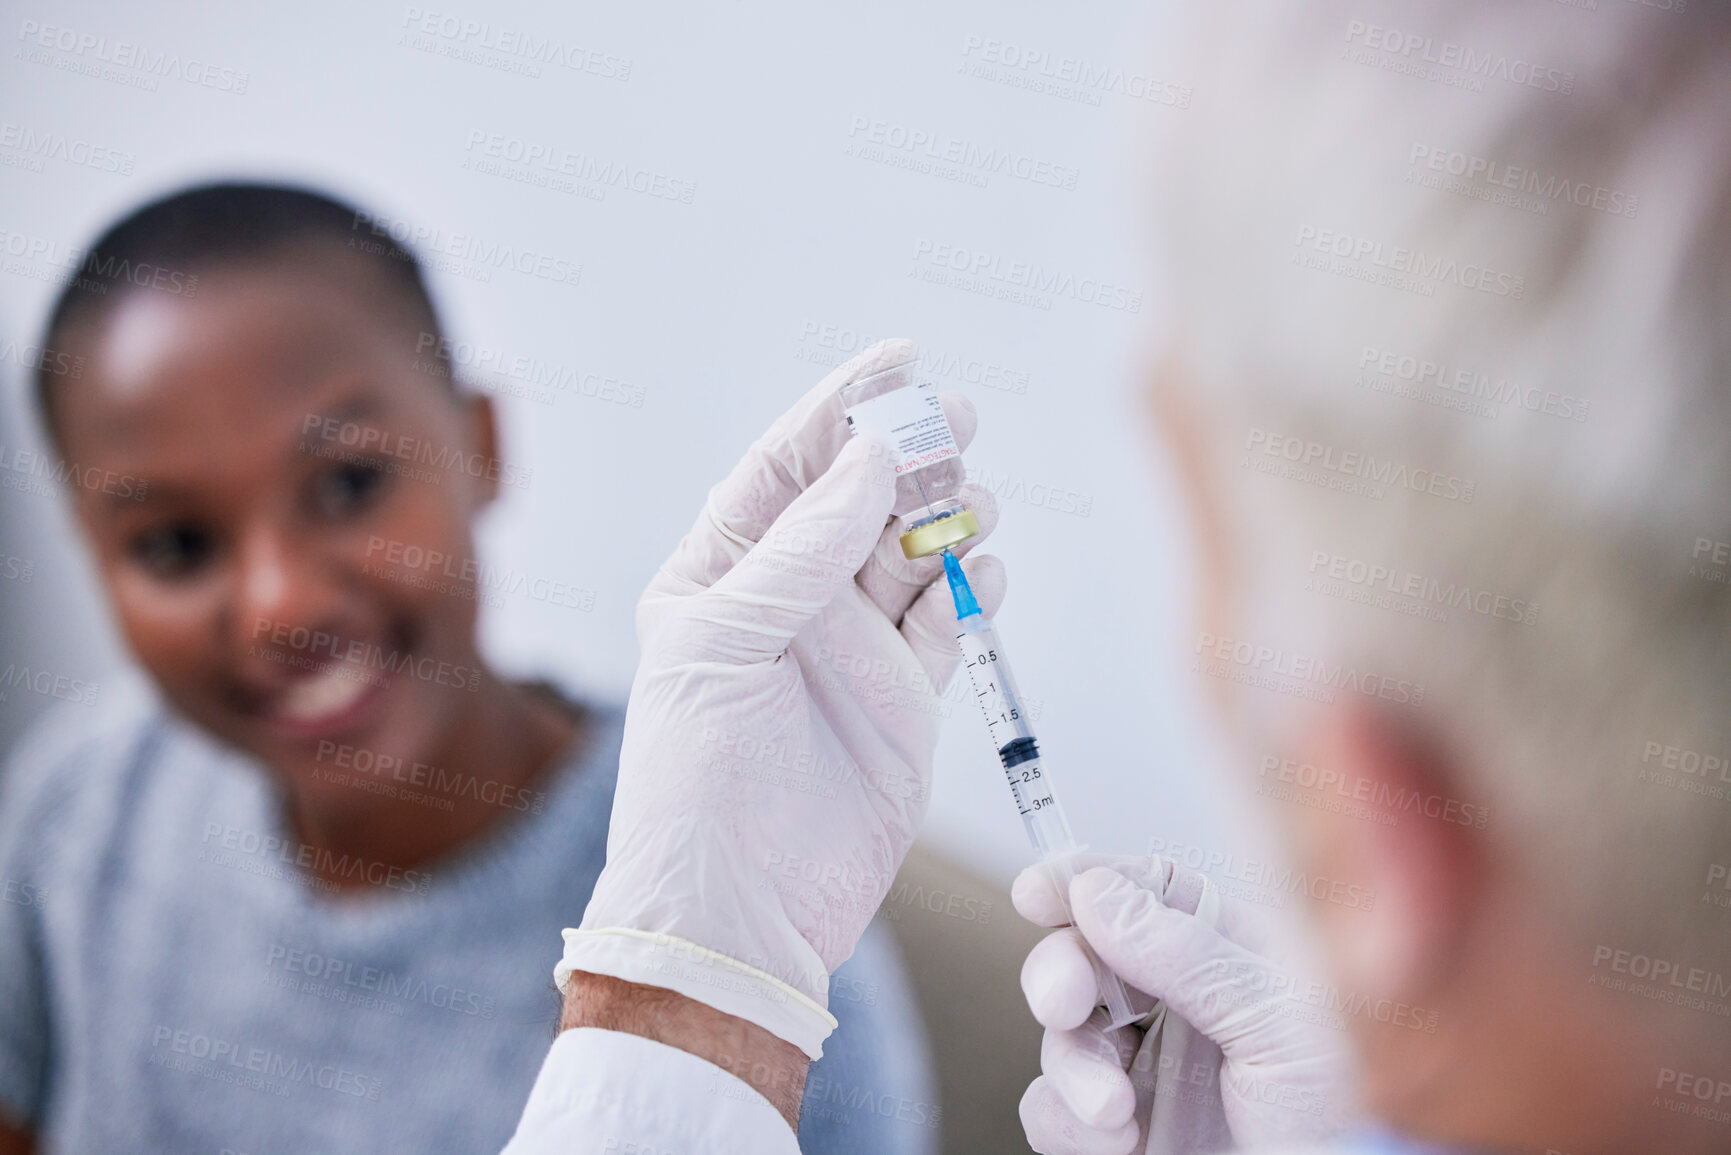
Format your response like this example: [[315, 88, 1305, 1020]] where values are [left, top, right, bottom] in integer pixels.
[[1015, 3, 1731, 1154], [1173, 0, 1731, 1146]]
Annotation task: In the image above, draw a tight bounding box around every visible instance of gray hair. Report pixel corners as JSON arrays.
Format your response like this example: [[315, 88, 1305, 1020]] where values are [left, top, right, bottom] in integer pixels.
[[1150, 0, 1731, 982]]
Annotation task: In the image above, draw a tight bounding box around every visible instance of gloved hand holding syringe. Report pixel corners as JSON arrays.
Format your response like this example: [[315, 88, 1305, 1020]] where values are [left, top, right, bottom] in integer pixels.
[[937, 547, 1142, 1029], [839, 359, 1140, 1031]]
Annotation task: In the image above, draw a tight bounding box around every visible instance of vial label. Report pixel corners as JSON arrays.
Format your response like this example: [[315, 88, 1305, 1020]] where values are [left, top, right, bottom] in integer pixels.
[[843, 381, 960, 475]]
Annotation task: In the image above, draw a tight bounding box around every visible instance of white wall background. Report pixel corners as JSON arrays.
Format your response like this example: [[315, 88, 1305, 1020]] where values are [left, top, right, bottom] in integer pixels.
[[0, 0, 1246, 887]]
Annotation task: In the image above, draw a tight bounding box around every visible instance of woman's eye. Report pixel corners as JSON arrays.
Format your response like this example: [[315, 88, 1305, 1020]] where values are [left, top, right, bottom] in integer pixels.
[[312, 460, 390, 518], [128, 523, 215, 578]]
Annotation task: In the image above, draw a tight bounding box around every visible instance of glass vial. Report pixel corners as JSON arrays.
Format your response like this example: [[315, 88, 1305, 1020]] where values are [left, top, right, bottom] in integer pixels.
[[838, 361, 980, 558]]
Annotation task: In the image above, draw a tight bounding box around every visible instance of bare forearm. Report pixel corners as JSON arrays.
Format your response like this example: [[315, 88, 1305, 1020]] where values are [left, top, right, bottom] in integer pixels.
[[560, 970, 808, 1130]]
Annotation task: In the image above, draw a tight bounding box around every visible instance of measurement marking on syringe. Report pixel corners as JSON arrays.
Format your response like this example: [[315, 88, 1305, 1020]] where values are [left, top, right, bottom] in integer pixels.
[[942, 547, 1140, 1029]]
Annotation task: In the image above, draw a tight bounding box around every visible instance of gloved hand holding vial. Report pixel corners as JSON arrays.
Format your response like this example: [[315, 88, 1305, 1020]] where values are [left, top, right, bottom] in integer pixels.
[[558, 340, 1005, 1063], [838, 359, 1141, 1031]]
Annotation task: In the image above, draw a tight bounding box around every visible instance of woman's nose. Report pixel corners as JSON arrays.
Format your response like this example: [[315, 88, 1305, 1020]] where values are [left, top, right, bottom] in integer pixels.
[[232, 523, 349, 654]]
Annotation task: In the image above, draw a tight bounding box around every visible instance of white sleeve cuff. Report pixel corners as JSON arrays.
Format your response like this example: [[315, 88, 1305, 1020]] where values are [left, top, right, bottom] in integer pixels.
[[501, 1028, 801, 1155], [554, 927, 838, 1061]]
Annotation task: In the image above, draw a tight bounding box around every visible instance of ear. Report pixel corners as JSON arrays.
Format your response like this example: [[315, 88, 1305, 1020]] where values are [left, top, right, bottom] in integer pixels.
[[1289, 700, 1487, 1003], [463, 391, 501, 507]]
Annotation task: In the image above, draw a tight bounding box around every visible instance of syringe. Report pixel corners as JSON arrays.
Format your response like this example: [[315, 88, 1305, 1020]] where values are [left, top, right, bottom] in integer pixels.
[[940, 549, 1140, 1030]]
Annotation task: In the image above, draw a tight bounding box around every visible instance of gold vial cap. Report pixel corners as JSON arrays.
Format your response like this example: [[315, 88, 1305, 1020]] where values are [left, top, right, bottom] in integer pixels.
[[899, 508, 981, 559]]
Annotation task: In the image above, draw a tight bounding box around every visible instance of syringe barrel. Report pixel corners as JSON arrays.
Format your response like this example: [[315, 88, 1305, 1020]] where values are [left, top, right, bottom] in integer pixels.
[[947, 566, 1139, 1030], [957, 615, 1037, 744], [955, 616, 1077, 857], [1011, 754, 1078, 859]]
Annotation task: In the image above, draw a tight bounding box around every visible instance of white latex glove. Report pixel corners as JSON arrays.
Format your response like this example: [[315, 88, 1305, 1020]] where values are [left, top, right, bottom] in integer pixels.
[[557, 339, 1005, 1059], [1014, 855, 1354, 1154]]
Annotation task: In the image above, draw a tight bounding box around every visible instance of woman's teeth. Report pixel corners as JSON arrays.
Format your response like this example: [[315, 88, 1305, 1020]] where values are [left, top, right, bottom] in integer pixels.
[[277, 664, 373, 723]]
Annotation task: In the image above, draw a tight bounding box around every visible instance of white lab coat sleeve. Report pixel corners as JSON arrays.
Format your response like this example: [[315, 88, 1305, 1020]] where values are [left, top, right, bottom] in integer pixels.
[[500, 1028, 802, 1155]]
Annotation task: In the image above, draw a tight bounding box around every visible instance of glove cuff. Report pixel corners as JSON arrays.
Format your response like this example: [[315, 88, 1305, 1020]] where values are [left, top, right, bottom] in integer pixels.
[[554, 927, 840, 1061]]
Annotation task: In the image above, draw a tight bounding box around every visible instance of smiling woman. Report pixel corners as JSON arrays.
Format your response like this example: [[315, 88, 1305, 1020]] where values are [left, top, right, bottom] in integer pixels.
[[36, 187, 541, 864], [0, 183, 933, 1155]]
